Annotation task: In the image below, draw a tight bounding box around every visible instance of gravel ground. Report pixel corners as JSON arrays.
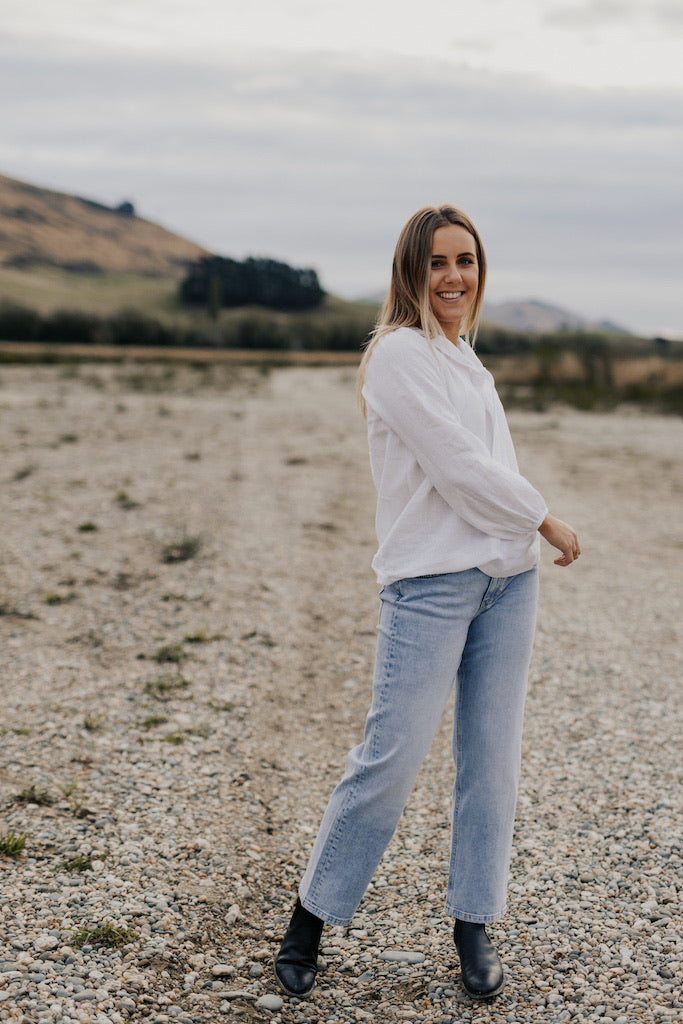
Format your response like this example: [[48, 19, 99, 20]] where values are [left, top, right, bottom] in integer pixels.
[[0, 361, 681, 1024]]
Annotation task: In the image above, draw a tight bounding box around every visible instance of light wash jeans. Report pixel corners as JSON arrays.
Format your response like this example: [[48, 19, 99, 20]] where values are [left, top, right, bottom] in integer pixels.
[[299, 566, 539, 927]]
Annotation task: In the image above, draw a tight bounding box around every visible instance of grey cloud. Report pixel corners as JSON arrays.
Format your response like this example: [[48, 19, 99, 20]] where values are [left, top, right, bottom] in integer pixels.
[[1, 37, 681, 333], [543, 0, 639, 29], [543, 0, 683, 31], [651, 1, 683, 28]]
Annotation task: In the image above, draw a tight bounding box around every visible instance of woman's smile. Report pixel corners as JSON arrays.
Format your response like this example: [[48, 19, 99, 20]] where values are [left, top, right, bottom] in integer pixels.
[[429, 223, 479, 342]]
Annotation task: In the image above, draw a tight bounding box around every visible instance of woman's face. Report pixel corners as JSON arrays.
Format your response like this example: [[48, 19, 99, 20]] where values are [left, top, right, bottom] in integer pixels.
[[428, 224, 479, 342]]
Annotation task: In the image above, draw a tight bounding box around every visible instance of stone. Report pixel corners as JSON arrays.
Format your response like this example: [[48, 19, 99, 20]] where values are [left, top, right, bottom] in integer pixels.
[[256, 993, 284, 1011], [210, 963, 236, 978], [378, 949, 426, 964], [34, 936, 59, 952]]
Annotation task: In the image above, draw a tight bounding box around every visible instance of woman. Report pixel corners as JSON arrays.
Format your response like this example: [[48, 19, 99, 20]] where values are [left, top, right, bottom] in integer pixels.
[[275, 205, 580, 1001]]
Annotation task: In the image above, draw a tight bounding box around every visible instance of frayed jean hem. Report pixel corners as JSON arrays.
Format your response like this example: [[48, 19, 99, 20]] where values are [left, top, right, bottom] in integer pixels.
[[298, 891, 354, 928], [446, 904, 507, 924]]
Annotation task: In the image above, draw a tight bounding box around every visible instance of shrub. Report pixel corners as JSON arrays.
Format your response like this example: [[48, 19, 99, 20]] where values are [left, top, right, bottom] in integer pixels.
[[0, 300, 40, 341], [38, 309, 100, 344], [104, 309, 177, 348]]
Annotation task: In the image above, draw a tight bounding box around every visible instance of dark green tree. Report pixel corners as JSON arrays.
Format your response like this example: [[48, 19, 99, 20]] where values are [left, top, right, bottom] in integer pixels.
[[180, 255, 325, 311]]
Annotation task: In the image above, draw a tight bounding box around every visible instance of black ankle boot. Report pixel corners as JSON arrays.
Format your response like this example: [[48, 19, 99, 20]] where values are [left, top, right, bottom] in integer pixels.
[[274, 898, 325, 998], [453, 919, 504, 999]]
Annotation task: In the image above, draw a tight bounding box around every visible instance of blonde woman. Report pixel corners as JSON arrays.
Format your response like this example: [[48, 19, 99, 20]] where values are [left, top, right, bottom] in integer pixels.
[[275, 205, 580, 1001]]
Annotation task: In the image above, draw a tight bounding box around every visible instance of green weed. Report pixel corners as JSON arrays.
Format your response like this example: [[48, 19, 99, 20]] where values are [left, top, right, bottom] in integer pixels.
[[61, 854, 93, 872], [186, 726, 210, 739], [14, 785, 54, 806], [115, 490, 140, 510], [140, 715, 169, 729], [0, 601, 36, 619], [183, 629, 207, 643], [12, 464, 36, 481], [0, 832, 28, 858], [83, 714, 105, 732], [144, 674, 191, 699], [71, 922, 137, 949], [154, 643, 185, 664], [44, 590, 76, 605], [160, 733, 185, 745], [161, 531, 202, 563], [208, 698, 236, 713], [184, 629, 223, 643]]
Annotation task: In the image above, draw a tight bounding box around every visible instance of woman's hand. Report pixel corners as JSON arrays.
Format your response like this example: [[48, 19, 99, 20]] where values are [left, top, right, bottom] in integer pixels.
[[538, 513, 581, 567]]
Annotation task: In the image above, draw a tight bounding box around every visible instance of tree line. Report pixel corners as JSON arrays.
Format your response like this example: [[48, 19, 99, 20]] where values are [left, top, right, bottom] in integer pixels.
[[0, 298, 679, 412], [0, 300, 369, 351], [179, 255, 325, 313]]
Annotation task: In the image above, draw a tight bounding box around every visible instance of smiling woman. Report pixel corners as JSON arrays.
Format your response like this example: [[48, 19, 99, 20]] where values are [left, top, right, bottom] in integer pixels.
[[274, 204, 581, 1003], [357, 206, 487, 400]]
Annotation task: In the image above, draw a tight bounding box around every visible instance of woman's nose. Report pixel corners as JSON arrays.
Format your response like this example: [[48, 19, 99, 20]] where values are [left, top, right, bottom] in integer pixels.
[[445, 262, 463, 283]]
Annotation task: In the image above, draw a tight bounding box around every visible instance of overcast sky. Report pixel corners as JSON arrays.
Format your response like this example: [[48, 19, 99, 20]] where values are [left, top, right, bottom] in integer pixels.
[[2, 0, 682, 335]]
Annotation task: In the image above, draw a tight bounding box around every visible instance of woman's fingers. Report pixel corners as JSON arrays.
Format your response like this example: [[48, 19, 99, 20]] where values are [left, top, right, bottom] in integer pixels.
[[539, 514, 581, 567]]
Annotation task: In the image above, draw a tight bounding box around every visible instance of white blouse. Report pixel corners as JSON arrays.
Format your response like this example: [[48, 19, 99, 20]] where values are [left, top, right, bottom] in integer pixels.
[[361, 326, 548, 585]]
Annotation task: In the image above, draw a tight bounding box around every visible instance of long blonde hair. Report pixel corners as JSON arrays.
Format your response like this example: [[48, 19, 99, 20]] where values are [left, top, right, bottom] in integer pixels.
[[357, 204, 487, 413]]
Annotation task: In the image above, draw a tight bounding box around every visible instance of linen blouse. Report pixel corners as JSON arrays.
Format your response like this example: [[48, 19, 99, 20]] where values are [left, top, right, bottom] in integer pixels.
[[361, 326, 548, 585]]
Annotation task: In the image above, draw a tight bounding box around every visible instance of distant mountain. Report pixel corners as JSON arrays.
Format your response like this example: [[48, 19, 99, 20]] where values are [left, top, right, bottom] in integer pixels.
[[0, 172, 207, 278], [482, 298, 629, 335], [359, 292, 629, 335]]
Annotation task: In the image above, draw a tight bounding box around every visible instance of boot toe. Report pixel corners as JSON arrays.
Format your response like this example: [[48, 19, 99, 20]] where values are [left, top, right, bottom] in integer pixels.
[[460, 960, 504, 999], [274, 958, 316, 997]]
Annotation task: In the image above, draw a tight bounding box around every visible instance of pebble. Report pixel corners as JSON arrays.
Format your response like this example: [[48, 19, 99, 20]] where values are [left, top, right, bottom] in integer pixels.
[[33, 936, 59, 952], [257, 993, 284, 1011], [378, 950, 426, 965], [210, 963, 235, 977]]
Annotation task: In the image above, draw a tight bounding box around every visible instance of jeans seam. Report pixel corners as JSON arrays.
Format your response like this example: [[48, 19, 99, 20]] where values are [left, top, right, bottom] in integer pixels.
[[449, 663, 464, 911], [370, 590, 400, 763]]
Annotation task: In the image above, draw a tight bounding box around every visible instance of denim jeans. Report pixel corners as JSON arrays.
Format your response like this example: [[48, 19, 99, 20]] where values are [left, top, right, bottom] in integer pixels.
[[299, 566, 539, 927]]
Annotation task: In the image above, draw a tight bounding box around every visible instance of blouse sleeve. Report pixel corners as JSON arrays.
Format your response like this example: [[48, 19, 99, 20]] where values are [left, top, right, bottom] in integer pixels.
[[362, 331, 548, 541]]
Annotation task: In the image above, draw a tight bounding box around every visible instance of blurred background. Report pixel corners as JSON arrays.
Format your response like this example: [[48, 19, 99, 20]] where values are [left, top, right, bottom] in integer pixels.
[[1, 0, 682, 409]]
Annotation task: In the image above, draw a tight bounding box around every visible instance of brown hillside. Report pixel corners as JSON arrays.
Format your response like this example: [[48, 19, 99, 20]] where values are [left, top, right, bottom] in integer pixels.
[[0, 173, 208, 278]]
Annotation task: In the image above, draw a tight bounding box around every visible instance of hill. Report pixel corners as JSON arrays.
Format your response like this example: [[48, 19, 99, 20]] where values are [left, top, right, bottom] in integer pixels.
[[0, 173, 633, 339], [482, 298, 628, 335], [0, 172, 207, 280]]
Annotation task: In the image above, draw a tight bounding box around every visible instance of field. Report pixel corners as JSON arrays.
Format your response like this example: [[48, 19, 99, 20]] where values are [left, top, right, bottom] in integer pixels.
[[0, 361, 681, 1023]]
